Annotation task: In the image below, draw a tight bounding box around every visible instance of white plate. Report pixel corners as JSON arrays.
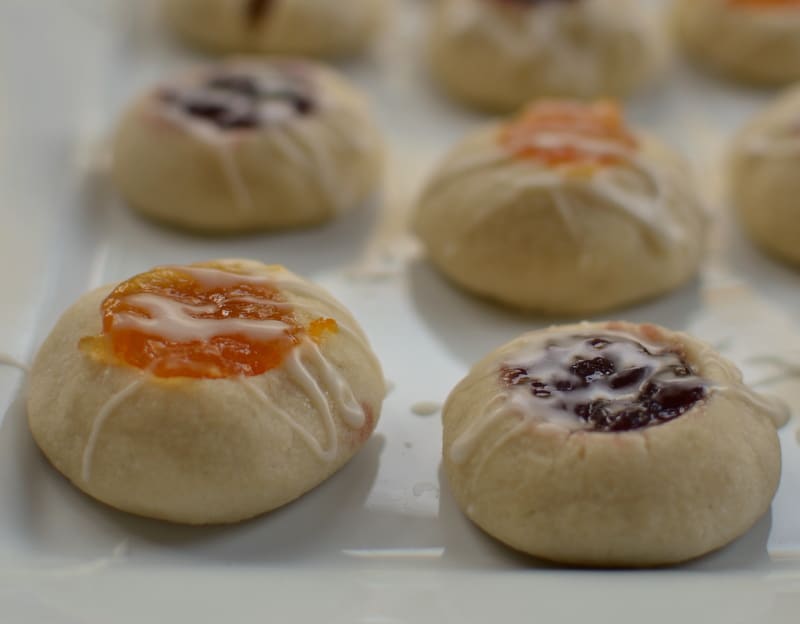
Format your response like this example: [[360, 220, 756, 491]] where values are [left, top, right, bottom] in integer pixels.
[[1, 1, 799, 622]]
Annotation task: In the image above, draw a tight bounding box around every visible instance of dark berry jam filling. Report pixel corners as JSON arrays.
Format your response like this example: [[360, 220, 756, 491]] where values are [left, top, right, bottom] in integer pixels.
[[501, 334, 708, 432], [246, 0, 273, 25], [490, 0, 581, 7], [160, 67, 315, 131]]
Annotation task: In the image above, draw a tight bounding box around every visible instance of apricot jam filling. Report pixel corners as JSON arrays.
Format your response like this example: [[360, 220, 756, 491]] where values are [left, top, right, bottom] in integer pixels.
[[79, 263, 337, 379], [501, 334, 708, 432], [499, 100, 638, 174]]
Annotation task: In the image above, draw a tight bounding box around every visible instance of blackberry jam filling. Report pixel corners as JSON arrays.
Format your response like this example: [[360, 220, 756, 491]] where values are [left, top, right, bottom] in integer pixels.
[[161, 69, 315, 131], [501, 334, 708, 432], [245, 0, 273, 26]]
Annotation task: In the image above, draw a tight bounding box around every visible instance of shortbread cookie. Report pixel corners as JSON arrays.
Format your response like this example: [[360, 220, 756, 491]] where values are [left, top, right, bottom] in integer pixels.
[[443, 321, 786, 567], [430, 0, 665, 111], [413, 100, 707, 315], [112, 59, 383, 233], [165, 0, 386, 58], [730, 85, 800, 264], [674, 0, 800, 85], [28, 260, 385, 525]]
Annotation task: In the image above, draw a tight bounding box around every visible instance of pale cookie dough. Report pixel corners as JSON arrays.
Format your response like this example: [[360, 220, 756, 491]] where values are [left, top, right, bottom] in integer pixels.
[[430, 0, 665, 111], [674, 0, 800, 85], [112, 59, 383, 233], [443, 321, 786, 567], [164, 0, 387, 58], [28, 259, 385, 525], [730, 85, 800, 265], [413, 100, 707, 316]]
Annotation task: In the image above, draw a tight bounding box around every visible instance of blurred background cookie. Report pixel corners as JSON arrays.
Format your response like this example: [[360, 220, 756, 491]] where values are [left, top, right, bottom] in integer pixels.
[[673, 0, 800, 85], [112, 59, 384, 233], [165, 0, 388, 58], [730, 85, 800, 265], [413, 99, 707, 315], [429, 0, 666, 111]]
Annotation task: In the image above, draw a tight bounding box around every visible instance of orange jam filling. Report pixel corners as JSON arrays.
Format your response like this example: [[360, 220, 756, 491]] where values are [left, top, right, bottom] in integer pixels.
[[728, 0, 800, 8], [499, 100, 638, 175], [79, 263, 338, 379]]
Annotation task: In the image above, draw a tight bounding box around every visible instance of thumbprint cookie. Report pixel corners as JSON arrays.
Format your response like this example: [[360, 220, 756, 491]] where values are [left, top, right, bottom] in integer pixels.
[[413, 100, 707, 315], [28, 259, 385, 525], [442, 321, 786, 567], [164, 0, 387, 58], [112, 59, 383, 233], [730, 85, 800, 265], [674, 0, 800, 85], [430, 0, 665, 111]]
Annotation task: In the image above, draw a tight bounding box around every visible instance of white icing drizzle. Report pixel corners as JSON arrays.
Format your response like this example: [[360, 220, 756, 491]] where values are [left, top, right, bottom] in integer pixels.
[[240, 339, 346, 464], [691, 340, 790, 428], [166, 264, 376, 360], [298, 337, 365, 429], [411, 401, 442, 417], [0, 354, 29, 373], [439, 0, 656, 93], [450, 393, 509, 465], [717, 386, 790, 429], [111, 292, 290, 343], [82, 377, 146, 483], [215, 142, 255, 215]]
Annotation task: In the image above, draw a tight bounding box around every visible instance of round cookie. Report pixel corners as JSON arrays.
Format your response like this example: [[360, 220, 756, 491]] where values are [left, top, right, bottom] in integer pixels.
[[412, 100, 707, 316], [429, 0, 665, 111], [729, 85, 800, 265], [112, 59, 383, 233], [442, 321, 786, 567], [27, 259, 385, 525], [673, 0, 800, 85], [164, 0, 387, 58]]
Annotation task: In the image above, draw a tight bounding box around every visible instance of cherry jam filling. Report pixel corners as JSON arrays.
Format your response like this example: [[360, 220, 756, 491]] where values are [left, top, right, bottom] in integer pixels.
[[501, 335, 708, 432], [161, 70, 315, 131]]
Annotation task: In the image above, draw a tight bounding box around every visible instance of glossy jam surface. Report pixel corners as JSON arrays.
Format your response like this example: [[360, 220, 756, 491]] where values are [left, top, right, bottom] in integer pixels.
[[161, 66, 315, 131], [499, 101, 638, 174], [80, 263, 337, 379], [501, 334, 708, 432]]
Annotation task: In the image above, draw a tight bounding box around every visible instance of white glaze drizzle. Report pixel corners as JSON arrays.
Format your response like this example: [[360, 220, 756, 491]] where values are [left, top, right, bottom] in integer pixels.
[[82, 264, 374, 479], [411, 401, 442, 417], [82, 377, 146, 482], [111, 292, 290, 342], [439, 0, 656, 93], [449, 328, 790, 468], [0, 354, 29, 373], [216, 142, 255, 215], [165, 264, 376, 358]]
